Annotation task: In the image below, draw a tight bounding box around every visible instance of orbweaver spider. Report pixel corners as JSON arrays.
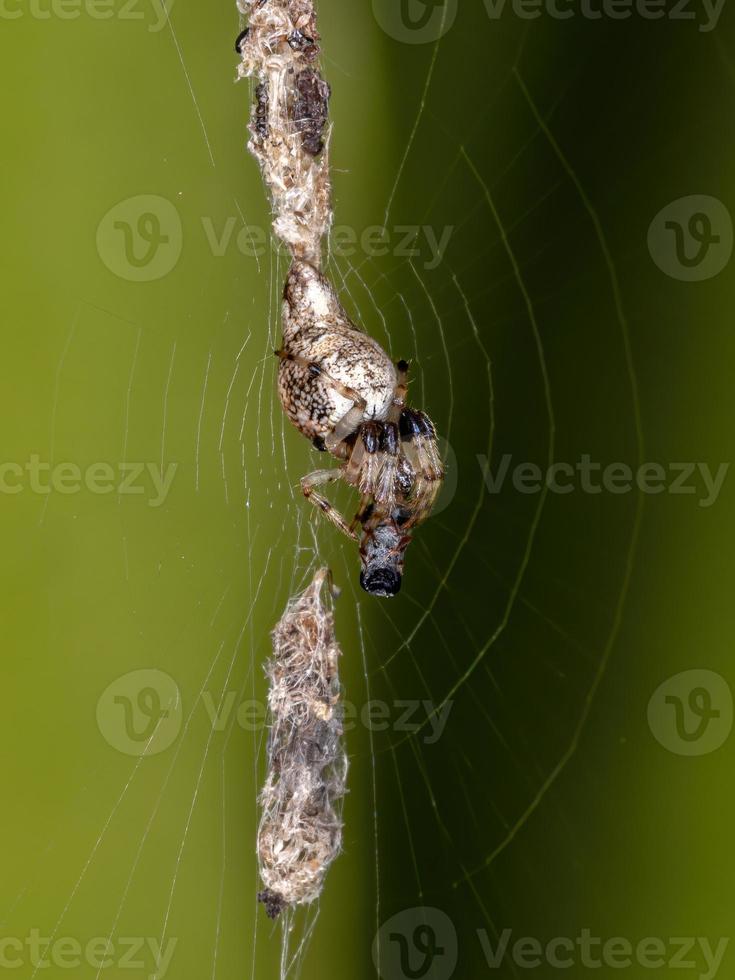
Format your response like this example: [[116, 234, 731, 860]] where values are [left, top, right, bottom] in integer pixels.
[[276, 261, 444, 597]]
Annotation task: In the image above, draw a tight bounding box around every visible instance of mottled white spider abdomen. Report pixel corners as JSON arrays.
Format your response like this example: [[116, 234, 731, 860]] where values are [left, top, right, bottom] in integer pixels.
[[278, 261, 398, 440]]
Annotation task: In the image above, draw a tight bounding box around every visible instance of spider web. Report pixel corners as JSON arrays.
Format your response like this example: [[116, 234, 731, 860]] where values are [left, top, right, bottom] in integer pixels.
[[0, 2, 653, 979]]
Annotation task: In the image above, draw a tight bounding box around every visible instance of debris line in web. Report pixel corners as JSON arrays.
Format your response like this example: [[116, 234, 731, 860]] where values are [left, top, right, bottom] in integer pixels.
[[257, 568, 348, 919], [237, 0, 332, 266]]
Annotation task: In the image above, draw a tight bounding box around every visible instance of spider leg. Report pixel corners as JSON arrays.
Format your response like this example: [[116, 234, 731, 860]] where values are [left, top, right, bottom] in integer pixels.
[[327, 403, 366, 451], [350, 494, 374, 533], [406, 466, 443, 528], [399, 409, 444, 528], [276, 349, 367, 449], [376, 421, 400, 506], [343, 423, 372, 487], [344, 421, 399, 511], [392, 359, 410, 417], [301, 468, 358, 540]]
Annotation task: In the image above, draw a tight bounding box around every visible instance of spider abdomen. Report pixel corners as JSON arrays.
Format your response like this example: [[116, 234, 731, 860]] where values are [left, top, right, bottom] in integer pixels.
[[278, 260, 398, 441], [278, 327, 397, 440]]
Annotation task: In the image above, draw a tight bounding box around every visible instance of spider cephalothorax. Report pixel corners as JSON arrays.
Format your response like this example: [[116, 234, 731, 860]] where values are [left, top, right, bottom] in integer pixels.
[[277, 260, 444, 596]]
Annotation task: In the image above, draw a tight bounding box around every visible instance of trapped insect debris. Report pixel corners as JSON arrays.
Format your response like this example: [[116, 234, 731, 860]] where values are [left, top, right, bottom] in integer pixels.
[[236, 0, 445, 597], [257, 568, 348, 919]]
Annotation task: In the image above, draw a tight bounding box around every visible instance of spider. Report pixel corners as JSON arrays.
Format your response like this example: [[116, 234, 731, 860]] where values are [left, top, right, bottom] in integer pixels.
[[276, 260, 444, 597]]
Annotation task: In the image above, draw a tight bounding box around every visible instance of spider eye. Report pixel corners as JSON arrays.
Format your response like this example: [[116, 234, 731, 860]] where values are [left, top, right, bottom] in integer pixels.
[[360, 567, 402, 598]]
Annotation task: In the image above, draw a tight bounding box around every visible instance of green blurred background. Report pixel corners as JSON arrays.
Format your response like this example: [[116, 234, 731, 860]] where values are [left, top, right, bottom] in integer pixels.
[[1, 0, 734, 976]]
